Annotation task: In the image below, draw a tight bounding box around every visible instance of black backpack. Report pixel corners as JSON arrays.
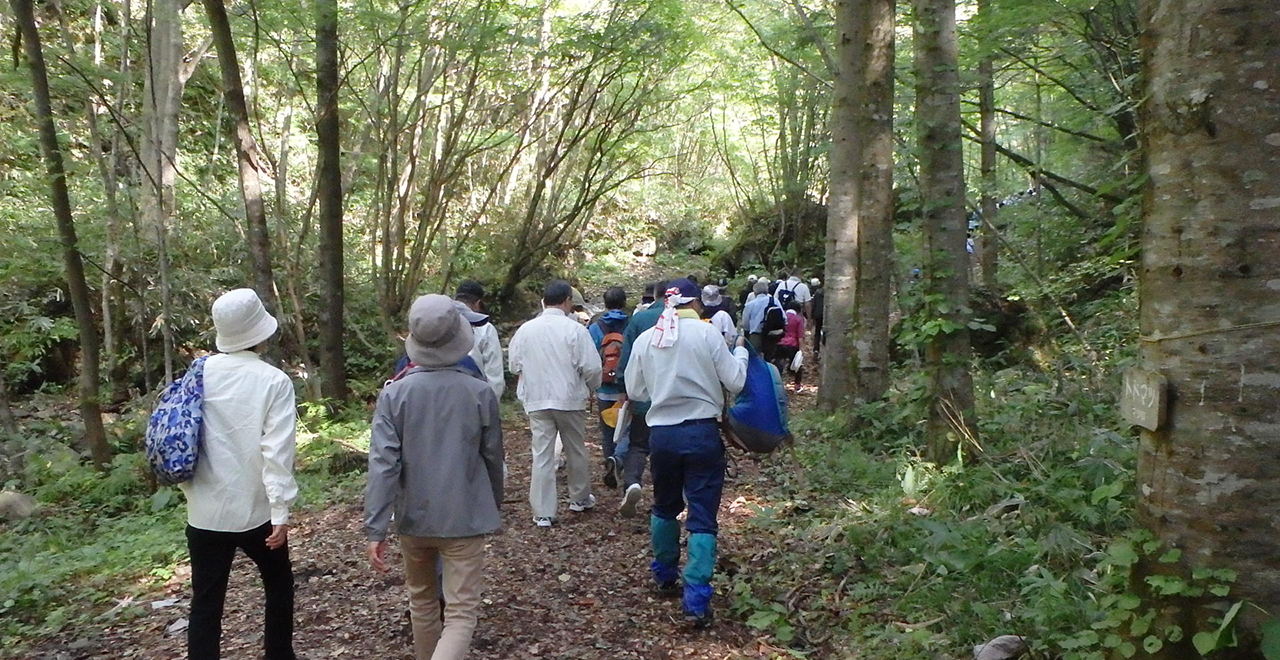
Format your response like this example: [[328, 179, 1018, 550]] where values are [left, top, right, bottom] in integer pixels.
[[762, 299, 787, 336]]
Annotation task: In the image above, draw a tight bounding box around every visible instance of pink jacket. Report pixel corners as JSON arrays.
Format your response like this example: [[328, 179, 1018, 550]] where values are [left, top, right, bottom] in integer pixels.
[[779, 311, 805, 348]]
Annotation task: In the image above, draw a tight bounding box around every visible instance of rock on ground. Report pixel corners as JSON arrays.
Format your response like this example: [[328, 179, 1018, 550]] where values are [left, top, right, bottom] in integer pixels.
[[0, 490, 38, 520]]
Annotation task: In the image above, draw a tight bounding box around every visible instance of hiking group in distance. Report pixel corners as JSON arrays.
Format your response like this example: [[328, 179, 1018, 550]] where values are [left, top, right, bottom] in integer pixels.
[[146, 271, 820, 659]]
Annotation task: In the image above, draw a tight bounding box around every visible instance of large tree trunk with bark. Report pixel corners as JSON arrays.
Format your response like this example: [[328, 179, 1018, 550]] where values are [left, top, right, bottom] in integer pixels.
[[11, 0, 112, 467], [316, 0, 348, 401], [820, 0, 894, 410], [202, 0, 280, 318], [1133, 0, 1280, 656], [913, 0, 975, 463]]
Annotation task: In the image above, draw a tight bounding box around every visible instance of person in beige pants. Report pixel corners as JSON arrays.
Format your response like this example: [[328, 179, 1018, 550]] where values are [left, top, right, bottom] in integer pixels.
[[366, 294, 505, 660], [508, 280, 603, 527]]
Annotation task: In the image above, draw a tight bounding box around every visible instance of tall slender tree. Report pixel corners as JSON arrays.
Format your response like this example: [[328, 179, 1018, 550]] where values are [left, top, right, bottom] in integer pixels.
[[913, 0, 975, 462], [1133, 0, 1280, 655], [821, 0, 895, 409], [975, 0, 999, 288], [11, 0, 112, 467], [201, 0, 280, 318], [316, 0, 348, 401]]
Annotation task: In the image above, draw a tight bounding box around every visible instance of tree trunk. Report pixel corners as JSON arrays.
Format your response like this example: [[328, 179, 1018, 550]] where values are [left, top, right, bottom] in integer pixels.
[[11, 0, 112, 467], [201, 0, 280, 318], [0, 361, 16, 434], [140, 0, 183, 384], [976, 0, 998, 289], [316, 0, 348, 401], [1134, 0, 1280, 655], [820, 0, 894, 410], [101, 0, 133, 402], [913, 0, 975, 463]]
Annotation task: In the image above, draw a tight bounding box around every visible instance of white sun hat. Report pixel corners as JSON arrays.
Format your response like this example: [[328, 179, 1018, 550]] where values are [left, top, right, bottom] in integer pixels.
[[212, 289, 279, 353]]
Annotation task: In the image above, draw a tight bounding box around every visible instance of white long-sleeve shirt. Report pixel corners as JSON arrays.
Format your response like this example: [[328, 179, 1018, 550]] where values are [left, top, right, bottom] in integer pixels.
[[470, 322, 505, 398], [179, 351, 298, 532], [625, 310, 749, 427], [508, 308, 602, 413]]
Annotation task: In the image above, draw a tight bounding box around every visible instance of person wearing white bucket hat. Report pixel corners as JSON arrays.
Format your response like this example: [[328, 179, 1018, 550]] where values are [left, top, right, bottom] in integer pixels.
[[182, 288, 298, 660], [366, 294, 504, 660]]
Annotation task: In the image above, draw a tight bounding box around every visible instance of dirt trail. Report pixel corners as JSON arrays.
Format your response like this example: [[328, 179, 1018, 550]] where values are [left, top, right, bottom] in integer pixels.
[[29, 390, 820, 660]]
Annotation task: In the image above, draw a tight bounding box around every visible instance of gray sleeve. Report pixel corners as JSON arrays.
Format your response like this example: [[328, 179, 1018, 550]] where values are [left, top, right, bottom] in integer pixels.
[[480, 388, 504, 508], [364, 391, 402, 541]]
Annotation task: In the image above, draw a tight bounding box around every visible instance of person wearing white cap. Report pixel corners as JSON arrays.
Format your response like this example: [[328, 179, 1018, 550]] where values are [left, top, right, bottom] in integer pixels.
[[366, 294, 504, 660], [508, 280, 603, 527], [182, 288, 298, 660]]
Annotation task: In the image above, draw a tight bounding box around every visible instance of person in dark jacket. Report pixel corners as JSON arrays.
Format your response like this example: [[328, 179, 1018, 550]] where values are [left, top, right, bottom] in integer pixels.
[[589, 286, 629, 488]]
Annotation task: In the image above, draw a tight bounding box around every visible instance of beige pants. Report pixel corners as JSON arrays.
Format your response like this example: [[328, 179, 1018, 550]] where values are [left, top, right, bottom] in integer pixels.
[[528, 409, 591, 519], [400, 535, 486, 660]]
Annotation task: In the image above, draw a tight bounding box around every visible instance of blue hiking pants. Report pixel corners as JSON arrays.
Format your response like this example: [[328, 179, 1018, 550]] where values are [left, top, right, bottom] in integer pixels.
[[648, 418, 725, 616]]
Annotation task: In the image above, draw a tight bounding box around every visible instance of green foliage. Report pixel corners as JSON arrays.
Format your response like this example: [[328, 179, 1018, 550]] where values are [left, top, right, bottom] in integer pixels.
[[0, 406, 371, 654], [724, 357, 1138, 657]]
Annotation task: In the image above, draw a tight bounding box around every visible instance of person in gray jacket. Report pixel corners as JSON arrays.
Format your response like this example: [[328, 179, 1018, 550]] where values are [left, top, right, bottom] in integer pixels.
[[365, 294, 504, 660]]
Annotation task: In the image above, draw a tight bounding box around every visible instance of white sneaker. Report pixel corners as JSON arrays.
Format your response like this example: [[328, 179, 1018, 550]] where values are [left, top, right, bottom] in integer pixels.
[[533, 516, 553, 528], [568, 494, 597, 512], [620, 484, 642, 518]]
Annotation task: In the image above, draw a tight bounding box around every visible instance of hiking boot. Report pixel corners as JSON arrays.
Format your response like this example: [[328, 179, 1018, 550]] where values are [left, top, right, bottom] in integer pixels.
[[620, 483, 642, 518], [533, 517, 553, 528], [684, 608, 715, 629], [654, 580, 681, 598], [603, 457, 619, 489], [568, 494, 597, 512]]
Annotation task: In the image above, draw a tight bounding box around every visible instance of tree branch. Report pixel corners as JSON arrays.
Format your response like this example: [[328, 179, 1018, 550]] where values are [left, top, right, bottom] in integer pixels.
[[961, 99, 1117, 146], [724, 0, 832, 89], [786, 0, 836, 79], [961, 119, 1125, 204], [998, 46, 1100, 113]]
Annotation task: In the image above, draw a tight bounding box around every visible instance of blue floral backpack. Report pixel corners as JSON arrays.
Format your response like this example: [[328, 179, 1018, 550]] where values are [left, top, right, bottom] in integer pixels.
[[145, 356, 209, 485]]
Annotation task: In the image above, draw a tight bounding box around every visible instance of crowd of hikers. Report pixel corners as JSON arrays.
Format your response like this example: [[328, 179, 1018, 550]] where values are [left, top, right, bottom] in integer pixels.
[[151, 271, 822, 660]]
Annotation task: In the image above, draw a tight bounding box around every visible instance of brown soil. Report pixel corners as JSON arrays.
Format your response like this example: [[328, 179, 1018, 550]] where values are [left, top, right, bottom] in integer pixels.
[[27, 380, 821, 660]]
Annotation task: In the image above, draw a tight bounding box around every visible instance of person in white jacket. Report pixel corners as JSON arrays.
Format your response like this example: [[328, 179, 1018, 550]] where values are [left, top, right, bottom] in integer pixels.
[[455, 280, 505, 398], [508, 280, 603, 527], [181, 289, 298, 660]]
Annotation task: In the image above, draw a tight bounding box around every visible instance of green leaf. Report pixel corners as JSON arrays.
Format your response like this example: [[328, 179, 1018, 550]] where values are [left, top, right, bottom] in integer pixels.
[[1117, 641, 1136, 658], [745, 610, 777, 629], [1108, 541, 1139, 567], [1145, 575, 1186, 596], [1091, 481, 1124, 504], [1260, 618, 1280, 660], [1193, 631, 1220, 655], [1210, 584, 1231, 597], [1157, 548, 1182, 563], [1166, 624, 1184, 643], [1143, 636, 1163, 654], [1117, 593, 1141, 610]]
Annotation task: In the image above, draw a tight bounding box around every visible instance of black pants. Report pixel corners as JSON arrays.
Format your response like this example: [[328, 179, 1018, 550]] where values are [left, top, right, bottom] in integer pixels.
[[624, 411, 651, 488], [186, 522, 295, 660], [774, 345, 802, 385]]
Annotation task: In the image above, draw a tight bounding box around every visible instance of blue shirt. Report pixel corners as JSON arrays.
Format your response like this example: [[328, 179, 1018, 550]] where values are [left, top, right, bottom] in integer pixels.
[[743, 294, 771, 334]]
